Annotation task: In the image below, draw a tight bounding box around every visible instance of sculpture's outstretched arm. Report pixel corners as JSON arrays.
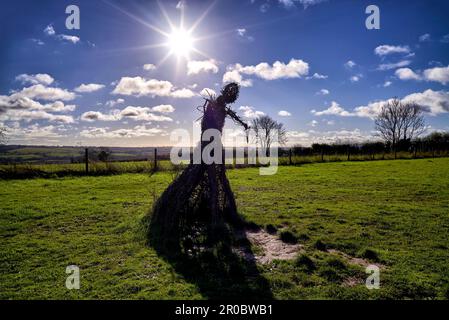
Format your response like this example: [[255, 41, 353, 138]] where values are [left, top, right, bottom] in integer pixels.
[[226, 107, 250, 142], [226, 107, 249, 130]]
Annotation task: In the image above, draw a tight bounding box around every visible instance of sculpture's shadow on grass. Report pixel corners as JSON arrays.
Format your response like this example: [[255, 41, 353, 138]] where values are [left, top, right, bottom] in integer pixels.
[[150, 228, 273, 300]]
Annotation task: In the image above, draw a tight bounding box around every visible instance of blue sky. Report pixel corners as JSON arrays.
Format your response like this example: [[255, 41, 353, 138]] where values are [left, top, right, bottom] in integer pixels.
[[1, 0, 449, 146]]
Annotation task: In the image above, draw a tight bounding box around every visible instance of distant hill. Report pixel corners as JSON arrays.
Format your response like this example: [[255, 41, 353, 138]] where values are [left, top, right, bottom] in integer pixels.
[[0, 145, 173, 164]]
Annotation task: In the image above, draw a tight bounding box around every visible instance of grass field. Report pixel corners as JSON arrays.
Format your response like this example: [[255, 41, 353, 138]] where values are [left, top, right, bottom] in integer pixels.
[[1, 158, 449, 299]]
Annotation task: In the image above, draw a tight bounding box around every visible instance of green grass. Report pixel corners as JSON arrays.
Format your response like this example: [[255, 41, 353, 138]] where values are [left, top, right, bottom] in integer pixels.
[[1, 158, 449, 299]]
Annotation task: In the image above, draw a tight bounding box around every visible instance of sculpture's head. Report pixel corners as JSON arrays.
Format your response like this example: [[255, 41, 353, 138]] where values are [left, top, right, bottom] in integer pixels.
[[220, 82, 239, 104]]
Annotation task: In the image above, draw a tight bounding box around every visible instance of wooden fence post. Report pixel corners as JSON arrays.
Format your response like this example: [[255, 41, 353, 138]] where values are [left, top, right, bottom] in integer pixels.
[[85, 148, 89, 174], [289, 148, 292, 165], [154, 148, 158, 171]]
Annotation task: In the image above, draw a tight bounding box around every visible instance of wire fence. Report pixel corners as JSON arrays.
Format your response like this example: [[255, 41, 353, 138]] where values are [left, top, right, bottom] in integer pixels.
[[1, 147, 448, 179]]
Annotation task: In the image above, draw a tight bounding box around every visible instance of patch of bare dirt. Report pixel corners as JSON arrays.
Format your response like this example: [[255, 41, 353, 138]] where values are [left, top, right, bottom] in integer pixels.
[[328, 249, 385, 269], [342, 276, 363, 287], [235, 229, 303, 264]]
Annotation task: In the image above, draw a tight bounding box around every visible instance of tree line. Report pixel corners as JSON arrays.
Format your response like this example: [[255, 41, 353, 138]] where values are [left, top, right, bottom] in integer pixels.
[[285, 131, 449, 159]]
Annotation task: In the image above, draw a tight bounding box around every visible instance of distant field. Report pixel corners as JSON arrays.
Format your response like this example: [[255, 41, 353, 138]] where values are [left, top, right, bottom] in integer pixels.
[[1, 158, 449, 299], [0, 145, 171, 164]]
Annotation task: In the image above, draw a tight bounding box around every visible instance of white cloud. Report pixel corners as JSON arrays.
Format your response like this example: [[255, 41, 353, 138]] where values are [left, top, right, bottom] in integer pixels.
[[236, 28, 255, 42], [383, 81, 392, 87], [423, 65, 449, 85], [151, 104, 175, 113], [30, 38, 45, 46], [308, 120, 318, 127], [260, 3, 269, 12], [286, 130, 310, 139], [344, 60, 356, 68], [440, 34, 449, 43], [239, 106, 265, 119], [306, 73, 328, 80], [41, 101, 76, 113], [120, 106, 173, 122], [278, 0, 327, 9], [81, 105, 173, 123], [377, 60, 411, 71], [112, 77, 195, 98], [395, 68, 421, 81], [16, 74, 54, 86], [419, 33, 431, 42], [15, 84, 76, 101], [44, 24, 80, 44], [176, 1, 186, 10], [7, 124, 68, 143], [311, 89, 449, 119], [0, 96, 75, 123], [170, 88, 196, 98], [278, 110, 291, 117], [74, 83, 105, 93], [105, 98, 125, 107], [222, 70, 253, 87], [57, 34, 80, 44], [350, 75, 361, 82], [112, 77, 171, 96], [223, 58, 309, 86], [394, 65, 449, 85], [200, 88, 217, 97], [401, 89, 449, 115], [236, 59, 309, 80], [374, 45, 411, 56], [80, 125, 166, 139], [80, 111, 120, 122], [0, 94, 75, 114], [237, 28, 247, 37], [286, 128, 373, 146], [311, 101, 353, 117], [44, 25, 55, 36], [316, 89, 329, 95], [187, 59, 219, 75], [143, 64, 156, 71]]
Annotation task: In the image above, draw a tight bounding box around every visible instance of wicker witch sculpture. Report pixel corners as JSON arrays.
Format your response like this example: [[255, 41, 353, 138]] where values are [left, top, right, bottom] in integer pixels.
[[149, 83, 249, 252]]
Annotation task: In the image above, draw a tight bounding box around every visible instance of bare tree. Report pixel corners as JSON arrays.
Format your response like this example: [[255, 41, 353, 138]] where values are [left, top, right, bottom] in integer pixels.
[[399, 102, 426, 141], [375, 98, 425, 156], [251, 115, 287, 155], [98, 148, 111, 162]]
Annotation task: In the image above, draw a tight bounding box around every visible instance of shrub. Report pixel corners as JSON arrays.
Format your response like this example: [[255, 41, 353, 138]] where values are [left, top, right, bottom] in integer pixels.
[[280, 231, 298, 244], [318, 267, 342, 283], [314, 240, 327, 251], [295, 254, 316, 273], [265, 224, 277, 234], [360, 248, 379, 262], [444, 284, 449, 300], [326, 258, 347, 271], [297, 233, 310, 241]]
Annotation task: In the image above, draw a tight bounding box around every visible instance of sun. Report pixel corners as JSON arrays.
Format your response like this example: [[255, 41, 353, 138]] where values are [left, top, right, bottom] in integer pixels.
[[167, 28, 194, 59], [105, 1, 217, 66]]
